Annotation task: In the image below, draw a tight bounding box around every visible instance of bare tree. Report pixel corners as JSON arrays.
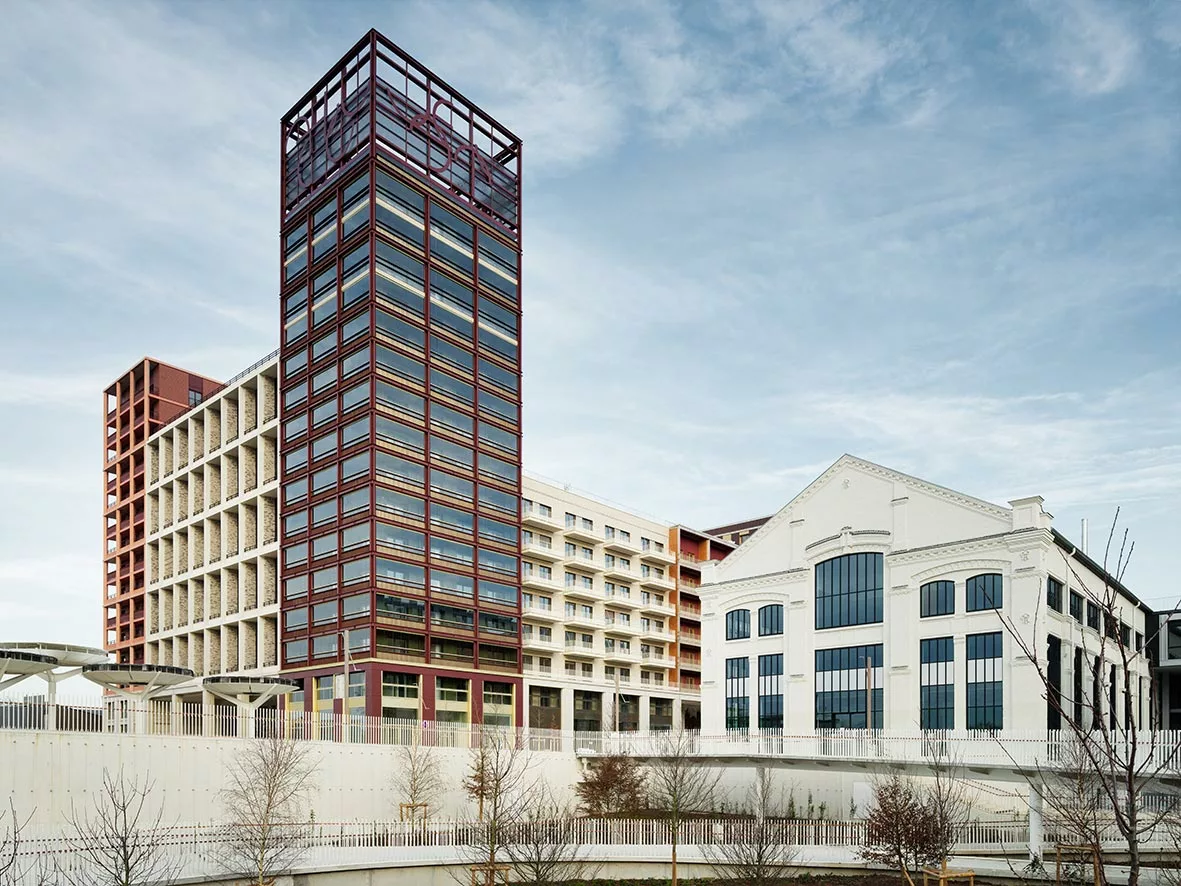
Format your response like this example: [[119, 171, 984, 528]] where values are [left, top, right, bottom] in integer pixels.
[[860, 771, 931, 886], [460, 727, 534, 886], [703, 765, 798, 885], [1, 799, 30, 886], [645, 728, 722, 886], [503, 790, 602, 886], [60, 768, 180, 886], [994, 510, 1180, 886], [219, 732, 317, 886], [392, 742, 444, 820], [575, 753, 646, 817]]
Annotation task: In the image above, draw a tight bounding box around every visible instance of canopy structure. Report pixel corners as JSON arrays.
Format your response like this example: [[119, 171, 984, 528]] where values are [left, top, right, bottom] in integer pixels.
[[81, 663, 194, 700], [202, 675, 300, 738], [0, 649, 59, 691]]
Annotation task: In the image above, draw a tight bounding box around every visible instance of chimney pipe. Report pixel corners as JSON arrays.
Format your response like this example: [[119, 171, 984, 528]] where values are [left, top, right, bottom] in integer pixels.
[[1081, 518, 1089, 556]]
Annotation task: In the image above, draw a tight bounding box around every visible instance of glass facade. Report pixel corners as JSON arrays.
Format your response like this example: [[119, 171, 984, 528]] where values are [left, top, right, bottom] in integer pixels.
[[919, 637, 954, 729], [278, 31, 523, 721], [966, 631, 1003, 730], [725, 656, 750, 730], [815, 644, 883, 729], [815, 553, 883, 629]]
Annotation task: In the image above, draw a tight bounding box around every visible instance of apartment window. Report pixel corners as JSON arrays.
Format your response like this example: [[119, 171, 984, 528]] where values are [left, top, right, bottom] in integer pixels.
[[342, 346, 369, 379], [284, 609, 308, 631], [376, 345, 424, 383], [377, 488, 424, 520], [920, 580, 955, 618], [480, 580, 518, 606], [757, 604, 783, 637], [285, 639, 308, 662], [966, 632, 1003, 730], [377, 417, 424, 453], [312, 600, 337, 626], [966, 573, 1003, 612], [814, 644, 883, 729], [312, 634, 338, 659], [342, 558, 370, 585], [725, 657, 749, 730], [312, 499, 337, 527], [1047, 576, 1064, 613], [376, 594, 425, 622], [284, 543, 308, 567], [376, 558, 425, 588], [1070, 591, 1083, 623], [919, 637, 954, 730], [757, 654, 784, 730], [725, 609, 750, 640], [312, 566, 336, 594], [377, 523, 425, 554], [815, 553, 883, 629], [479, 357, 517, 394], [284, 575, 308, 599]]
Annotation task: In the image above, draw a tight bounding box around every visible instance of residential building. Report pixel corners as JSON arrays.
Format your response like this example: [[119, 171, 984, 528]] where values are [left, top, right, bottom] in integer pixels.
[[275, 30, 523, 725], [521, 477, 716, 732], [103, 359, 220, 665], [704, 515, 771, 547], [143, 356, 281, 685], [669, 526, 734, 724], [699, 455, 1155, 735]]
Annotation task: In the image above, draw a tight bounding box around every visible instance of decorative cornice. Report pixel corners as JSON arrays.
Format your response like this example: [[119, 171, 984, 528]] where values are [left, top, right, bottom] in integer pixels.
[[712, 454, 1013, 578], [889, 533, 1014, 566], [911, 558, 1012, 584]]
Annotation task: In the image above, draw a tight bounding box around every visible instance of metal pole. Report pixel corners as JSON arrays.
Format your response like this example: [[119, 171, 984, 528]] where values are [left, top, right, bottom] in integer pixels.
[[341, 629, 351, 743], [614, 670, 620, 733]]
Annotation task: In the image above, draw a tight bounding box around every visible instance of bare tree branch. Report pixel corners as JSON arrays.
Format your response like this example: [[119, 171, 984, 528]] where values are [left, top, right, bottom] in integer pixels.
[[575, 754, 646, 817], [702, 765, 799, 885], [60, 767, 180, 886], [645, 728, 722, 886], [392, 742, 444, 821], [218, 732, 317, 886], [502, 789, 602, 886]]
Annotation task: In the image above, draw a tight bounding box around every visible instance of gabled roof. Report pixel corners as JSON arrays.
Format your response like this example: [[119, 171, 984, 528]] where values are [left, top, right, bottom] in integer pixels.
[[715, 454, 1013, 575]]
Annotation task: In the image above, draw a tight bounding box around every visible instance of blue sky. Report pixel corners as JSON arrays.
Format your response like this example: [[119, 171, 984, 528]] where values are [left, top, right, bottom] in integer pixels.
[[1, 0, 1178, 648]]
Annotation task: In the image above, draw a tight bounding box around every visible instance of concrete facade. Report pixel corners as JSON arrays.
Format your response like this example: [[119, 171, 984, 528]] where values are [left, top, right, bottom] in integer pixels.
[[143, 357, 282, 685]]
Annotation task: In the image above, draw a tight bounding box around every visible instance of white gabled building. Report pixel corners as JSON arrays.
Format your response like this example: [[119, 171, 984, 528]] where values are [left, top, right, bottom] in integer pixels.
[[699, 455, 1154, 736]]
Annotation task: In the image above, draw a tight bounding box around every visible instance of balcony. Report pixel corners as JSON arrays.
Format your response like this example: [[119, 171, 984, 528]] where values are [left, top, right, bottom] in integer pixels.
[[604, 589, 640, 610], [522, 573, 561, 593], [522, 539, 562, 563], [564, 640, 600, 659], [522, 505, 561, 532], [563, 521, 600, 546], [602, 563, 636, 583], [523, 662, 553, 677], [639, 625, 675, 643], [639, 572, 675, 592], [522, 603, 560, 623], [679, 629, 702, 645], [565, 610, 599, 630], [562, 583, 601, 603], [640, 546, 675, 566], [679, 599, 702, 617], [639, 597, 675, 617], [522, 633, 558, 653], [603, 645, 638, 665], [562, 553, 604, 574], [602, 618, 639, 637], [602, 533, 640, 555], [640, 650, 675, 669]]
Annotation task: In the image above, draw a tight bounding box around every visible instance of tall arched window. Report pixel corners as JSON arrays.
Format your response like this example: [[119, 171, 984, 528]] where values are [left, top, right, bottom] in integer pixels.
[[815, 552, 883, 629], [725, 608, 750, 640], [966, 573, 1003, 612], [920, 580, 955, 618], [758, 604, 784, 636]]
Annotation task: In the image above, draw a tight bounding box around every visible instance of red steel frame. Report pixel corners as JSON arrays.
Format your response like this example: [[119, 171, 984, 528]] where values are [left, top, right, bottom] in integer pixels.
[[276, 30, 524, 725]]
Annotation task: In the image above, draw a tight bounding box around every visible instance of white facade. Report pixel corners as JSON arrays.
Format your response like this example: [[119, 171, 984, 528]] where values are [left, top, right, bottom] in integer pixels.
[[143, 357, 282, 685], [520, 476, 687, 732], [699, 455, 1153, 735]]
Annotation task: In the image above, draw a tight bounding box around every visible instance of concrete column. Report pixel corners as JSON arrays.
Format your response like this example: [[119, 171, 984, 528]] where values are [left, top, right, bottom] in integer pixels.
[[560, 686, 575, 734], [170, 694, 183, 736], [672, 696, 682, 730], [1029, 783, 1044, 864], [201, 688, 216, 737], [639, 693, 651, 732]]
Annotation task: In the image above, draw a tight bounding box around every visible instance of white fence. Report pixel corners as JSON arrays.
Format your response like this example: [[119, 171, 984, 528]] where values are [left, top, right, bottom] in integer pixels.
[[13, 815, 1175, 885], [5, 696, 1181, 774]]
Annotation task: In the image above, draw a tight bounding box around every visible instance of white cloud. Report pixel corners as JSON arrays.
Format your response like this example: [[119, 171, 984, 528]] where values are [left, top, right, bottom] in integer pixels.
[[1023, 0, 1141, 95]]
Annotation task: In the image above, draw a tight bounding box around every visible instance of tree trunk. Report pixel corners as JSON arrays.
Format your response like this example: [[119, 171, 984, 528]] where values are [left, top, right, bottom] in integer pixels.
[[671, 824, 678, 886]]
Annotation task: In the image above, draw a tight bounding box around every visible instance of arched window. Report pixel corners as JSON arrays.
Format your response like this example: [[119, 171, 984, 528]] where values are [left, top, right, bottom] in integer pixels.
[[758, 604, 784, 636], [920, 580, 955, 618], [725, 609, 750, 640], [815, 552, 883, 629], [966, 574, 1003, 612]]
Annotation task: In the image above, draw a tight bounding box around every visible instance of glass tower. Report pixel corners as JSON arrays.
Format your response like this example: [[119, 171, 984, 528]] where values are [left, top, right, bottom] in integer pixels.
[[276, 31, 523, 726]]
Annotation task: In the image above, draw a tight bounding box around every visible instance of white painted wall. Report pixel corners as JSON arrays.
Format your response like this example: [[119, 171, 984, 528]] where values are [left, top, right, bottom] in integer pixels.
[[700, 456, 1152, 735]]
